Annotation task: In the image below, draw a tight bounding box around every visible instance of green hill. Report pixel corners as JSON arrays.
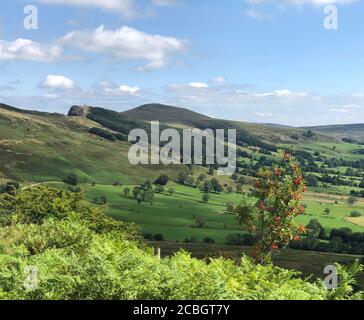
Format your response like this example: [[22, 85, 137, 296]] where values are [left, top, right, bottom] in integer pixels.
[[304, 123, 364, 142], [121, 103, 212, 123], [0, 102, 345, 185], [0, 103, 182, 184]]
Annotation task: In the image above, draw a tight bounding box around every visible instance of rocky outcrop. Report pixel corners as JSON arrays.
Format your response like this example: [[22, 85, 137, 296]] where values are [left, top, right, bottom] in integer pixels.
[[68, 105, 91, 117]]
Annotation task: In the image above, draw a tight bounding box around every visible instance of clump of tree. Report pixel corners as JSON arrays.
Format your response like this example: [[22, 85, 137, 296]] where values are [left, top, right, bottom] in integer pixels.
[[132, 184, 154, 204], [0, 181, 20, 195], [177, 172, 189, 185], [154, 174, 169, 186], [63, 173, 79, 186], [89, 127, 116, 141], [303, 130, 316, 138], [306, 219, 326, 239]]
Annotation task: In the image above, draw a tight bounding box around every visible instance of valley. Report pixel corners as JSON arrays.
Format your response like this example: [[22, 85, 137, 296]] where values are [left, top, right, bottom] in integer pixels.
[[1, 102, 364, 266]]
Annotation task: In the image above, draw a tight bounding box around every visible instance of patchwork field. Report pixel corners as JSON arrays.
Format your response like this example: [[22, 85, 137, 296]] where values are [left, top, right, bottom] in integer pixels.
[[48, 181, 364, 245]]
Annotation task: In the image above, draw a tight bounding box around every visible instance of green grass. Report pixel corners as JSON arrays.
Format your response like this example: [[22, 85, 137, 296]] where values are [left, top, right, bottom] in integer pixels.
[[48, 181, 364, 245], [0, 107, 184, 184]]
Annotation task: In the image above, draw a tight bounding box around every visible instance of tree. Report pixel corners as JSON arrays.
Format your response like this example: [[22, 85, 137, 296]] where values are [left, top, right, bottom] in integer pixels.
[[0, 181, 20, 195], [123, 187, 131, 197], [203, 237, 215, 244], [305, 175, 319, 187], [360, 179, 364, 189], [143, 179, 153, 190], [168, 188, 175, 195], [154, 233, 164, 241], [347, 196, 358, 206], [201, 180, 212, 193], [154, 174, 169, 186], [306, 219, 326, 239], [195, 217, 206, 228], [99, 196, 107, 204], [323, 208, 331, 215], [235, 152, 307, 263], [154, 185, 164, 193], [177, 172, 188, 185], [208, 166, 215, 175], [210, 178, 223, 193], [63, 173, 79, 186], [226, 202, 234, 214], [202, 193, 209, 203]]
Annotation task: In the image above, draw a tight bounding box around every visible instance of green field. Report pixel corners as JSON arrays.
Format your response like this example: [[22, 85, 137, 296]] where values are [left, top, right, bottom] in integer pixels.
[[48, 181, 364, 245]]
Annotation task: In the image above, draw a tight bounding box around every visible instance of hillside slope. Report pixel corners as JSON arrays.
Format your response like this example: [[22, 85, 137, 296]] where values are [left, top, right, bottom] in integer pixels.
[[0, 102, 339, 184], [0, 104, 182, 184], [305, 123, 364, 142], [121, 103, 212, 124]]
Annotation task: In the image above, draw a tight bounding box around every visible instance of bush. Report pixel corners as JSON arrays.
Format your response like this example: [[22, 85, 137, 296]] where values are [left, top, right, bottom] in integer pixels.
[[226, 233, 244, 246], [350, 211, 362, 218], [154, 174, 169, 186], [0, 181, 20, 195], [154, 234, 164, 241], [203, 237, 215, 244], [63, 173, 79, 186], [89, 127, 116, 141], [202, 194, 209, 203]]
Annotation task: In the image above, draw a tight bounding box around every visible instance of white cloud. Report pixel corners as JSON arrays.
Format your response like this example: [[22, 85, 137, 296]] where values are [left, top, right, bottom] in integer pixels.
[[58, 25, 187, 71], [189, 82, 208, 89], [0, 39, 63, 62], [211, 76, 226, 84], [252, 89, 309, 99], [40, 75, 75, 90], [104, 84, 140, 95], [37, 0, 137, 18]]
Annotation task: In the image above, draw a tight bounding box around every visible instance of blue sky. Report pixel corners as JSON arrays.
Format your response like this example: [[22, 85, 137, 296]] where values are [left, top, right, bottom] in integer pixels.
[[1, 0, 364, 126]]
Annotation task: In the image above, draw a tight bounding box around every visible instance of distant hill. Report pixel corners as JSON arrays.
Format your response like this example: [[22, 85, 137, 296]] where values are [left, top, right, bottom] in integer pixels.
[[120, 104, 330, 147], [0, 103, 182, 184], [0, 102, 340, 184], [121, 103, 212, 124], [75, 105, 298, 150], [304, 123, 364, 142]]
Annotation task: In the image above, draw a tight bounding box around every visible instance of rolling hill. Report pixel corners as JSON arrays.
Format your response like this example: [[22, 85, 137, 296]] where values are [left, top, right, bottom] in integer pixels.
[[0, 102, 351, 186], [0, 103, 183, 184], [121, 103, 212, 124], [305, 123, 364, 142]]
